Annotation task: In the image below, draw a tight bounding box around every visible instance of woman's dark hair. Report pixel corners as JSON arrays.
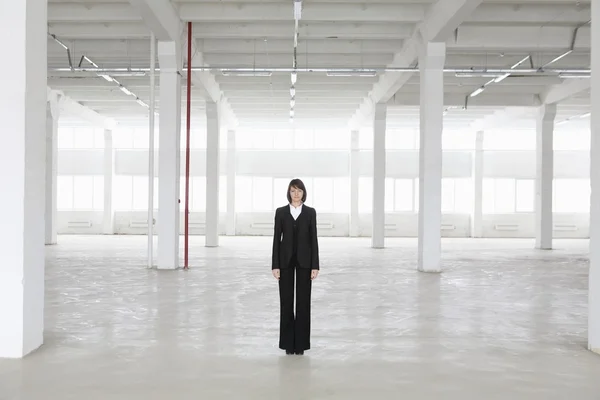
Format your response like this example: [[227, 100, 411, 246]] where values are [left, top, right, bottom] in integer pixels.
[[287, 178, 307, 203]]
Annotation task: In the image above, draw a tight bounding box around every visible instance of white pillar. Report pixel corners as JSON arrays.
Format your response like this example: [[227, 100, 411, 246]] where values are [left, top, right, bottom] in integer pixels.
[[157, 41, 182, 269], [417, 41, 445, 273], [205, 101, 220, 247], [535, 103, 556, 250], [103, 129, 114, 234], [226, 129, 236, 236], [372, 104, 386, 248], [471, 130, 484, 238], [0, 0, 47, 358], [350, 130, 360, 237], [588, 0, 600, 355], [45, 96, 60, 245]]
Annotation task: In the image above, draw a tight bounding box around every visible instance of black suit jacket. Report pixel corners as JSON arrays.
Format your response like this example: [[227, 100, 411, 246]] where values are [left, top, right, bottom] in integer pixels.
[[272, 204, 320, 270]]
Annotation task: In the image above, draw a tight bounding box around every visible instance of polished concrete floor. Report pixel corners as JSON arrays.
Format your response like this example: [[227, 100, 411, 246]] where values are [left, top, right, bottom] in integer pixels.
[[1, 236, 599, 399]]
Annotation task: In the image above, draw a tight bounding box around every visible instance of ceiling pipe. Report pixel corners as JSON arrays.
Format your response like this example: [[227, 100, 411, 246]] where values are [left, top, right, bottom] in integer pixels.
[[48, 66, 591, 75]]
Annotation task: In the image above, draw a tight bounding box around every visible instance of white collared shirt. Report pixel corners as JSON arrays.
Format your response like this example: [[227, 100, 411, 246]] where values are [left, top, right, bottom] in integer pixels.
[[289, 203, 303, 220]]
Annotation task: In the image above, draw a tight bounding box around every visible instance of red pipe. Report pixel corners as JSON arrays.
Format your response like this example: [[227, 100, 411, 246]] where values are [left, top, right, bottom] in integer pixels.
[[184, 21, 192, 269]]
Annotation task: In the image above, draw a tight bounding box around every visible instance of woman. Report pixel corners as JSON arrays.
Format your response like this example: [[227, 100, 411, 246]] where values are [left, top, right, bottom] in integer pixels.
[[272, 178, 320, 355]]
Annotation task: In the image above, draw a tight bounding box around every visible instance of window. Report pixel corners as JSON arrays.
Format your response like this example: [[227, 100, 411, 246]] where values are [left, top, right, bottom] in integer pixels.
[[58, 127, 104, 149], [57, 176, 104, 210], [483, 130, 535, 150], [443, 131, 475, 150], [483, 178, 516, 214], [554, 179, 590, 213], [394, 179, 413, 211], [516, 179, 534, 212], [236, 177, 253, 212], [358, 177, 372, 213], [273, 130, 294, 149], [252, 131, 274, 149], [314, 129, 350, 149], [114, 176, 158, 211], [441, 179, 455, 212], [253, 177, 273, 211], [453, 178, 473, 214], [294, 129, 314, 149], [313, 178, 334, 212], [358, 128, 373, 150], [333, 177, 351, 213], [387, 129, 416, 150]]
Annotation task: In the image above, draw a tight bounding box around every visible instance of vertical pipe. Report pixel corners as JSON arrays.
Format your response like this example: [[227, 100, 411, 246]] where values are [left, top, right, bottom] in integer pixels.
[[184, 22, 192, 269], [148, 32, 156, 268]]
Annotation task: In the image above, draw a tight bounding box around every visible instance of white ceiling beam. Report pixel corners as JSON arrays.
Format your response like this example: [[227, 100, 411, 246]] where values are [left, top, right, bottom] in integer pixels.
[[348, 0, 484, 130], [177, 3, 426, 22], [188, 39, 238, 128], [46, 22, 414, 40], [541, 78, 591, 104], [387, 93, 542, 109], [49, 3, 141, 22], [127, 0, 181, 42], [48, 87, 117, 130], [203, 53, 393, 68], [452, 25, 591, 51], [468, 3, 590, 24], [47, 3, 588, 25]]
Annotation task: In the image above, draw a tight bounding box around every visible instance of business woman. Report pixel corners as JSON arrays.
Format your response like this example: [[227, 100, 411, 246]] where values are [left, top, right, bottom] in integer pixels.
[[272, 178, 320, 355]]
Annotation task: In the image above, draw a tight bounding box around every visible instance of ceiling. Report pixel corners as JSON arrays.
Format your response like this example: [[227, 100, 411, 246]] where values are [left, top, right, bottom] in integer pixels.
[[47, 0, 592, 131]]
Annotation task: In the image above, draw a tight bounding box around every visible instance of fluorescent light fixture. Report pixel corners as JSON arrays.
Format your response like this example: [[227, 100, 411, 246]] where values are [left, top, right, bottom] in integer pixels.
[[290, 110, 295, 117], [291, 72, 297, 84], [494, 73, 510, 83], [543, 50, 573, 68], [470, 86, 485, 97], [99, 74, 113, 82], [455, 73, 498, 78], [290, 98, 295, 108], [221, 70, 272, 77], [579, 112, 591, 118], [559, 74, 591, 79], [120, 86, 133, 96], [137, 99, 148, 107], [290, 87, 296, 97], [326, 70, 377, 77], [294, 0, 302, 20], [556, 118, 570, 125], [83, 56, 99, 68]]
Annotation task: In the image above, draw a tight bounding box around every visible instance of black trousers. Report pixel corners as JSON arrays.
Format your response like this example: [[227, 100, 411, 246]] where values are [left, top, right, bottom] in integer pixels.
[[278, 261, 312, 352]]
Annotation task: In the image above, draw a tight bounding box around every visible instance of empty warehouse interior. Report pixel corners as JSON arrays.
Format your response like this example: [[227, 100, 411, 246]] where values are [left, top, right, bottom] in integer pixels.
[[1, 0, 600, 398]]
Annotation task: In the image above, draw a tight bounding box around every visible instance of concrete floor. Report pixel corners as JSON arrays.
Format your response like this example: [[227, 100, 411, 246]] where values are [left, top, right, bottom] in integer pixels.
[[0, 236, 599, 399]]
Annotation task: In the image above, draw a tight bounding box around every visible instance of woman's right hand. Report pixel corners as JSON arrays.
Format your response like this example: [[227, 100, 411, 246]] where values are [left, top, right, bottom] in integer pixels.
[[272, 269, 280, 280]]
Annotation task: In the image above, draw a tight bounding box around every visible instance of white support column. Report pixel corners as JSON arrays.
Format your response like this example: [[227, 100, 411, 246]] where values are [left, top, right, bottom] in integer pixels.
[[417, 41, 446, 273], [535, 103, 556, 250], [45, 97, 60, 245], [226, 129, 236, 236], [350, 130, 360, 237], [205, 101, 220, 247], [103, 129, 115, 234], [588, 0, 600, 355], [372, 103, 386, 248], [157, 41, 182, 269], [471, 131, 484, 238], [0, 0, 47, 358]]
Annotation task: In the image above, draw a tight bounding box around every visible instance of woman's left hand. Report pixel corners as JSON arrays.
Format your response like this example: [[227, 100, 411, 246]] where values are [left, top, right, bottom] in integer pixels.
[[311, 269, 319, 280]]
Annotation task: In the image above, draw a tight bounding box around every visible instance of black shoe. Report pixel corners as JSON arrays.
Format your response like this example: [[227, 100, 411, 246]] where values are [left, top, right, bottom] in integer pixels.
[[295, 350, 304, 355], [286, 350, 294, 355]]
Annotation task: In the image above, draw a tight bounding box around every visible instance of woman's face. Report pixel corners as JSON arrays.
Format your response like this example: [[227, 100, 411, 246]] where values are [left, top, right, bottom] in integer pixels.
[[290, 186, 303, 203]]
